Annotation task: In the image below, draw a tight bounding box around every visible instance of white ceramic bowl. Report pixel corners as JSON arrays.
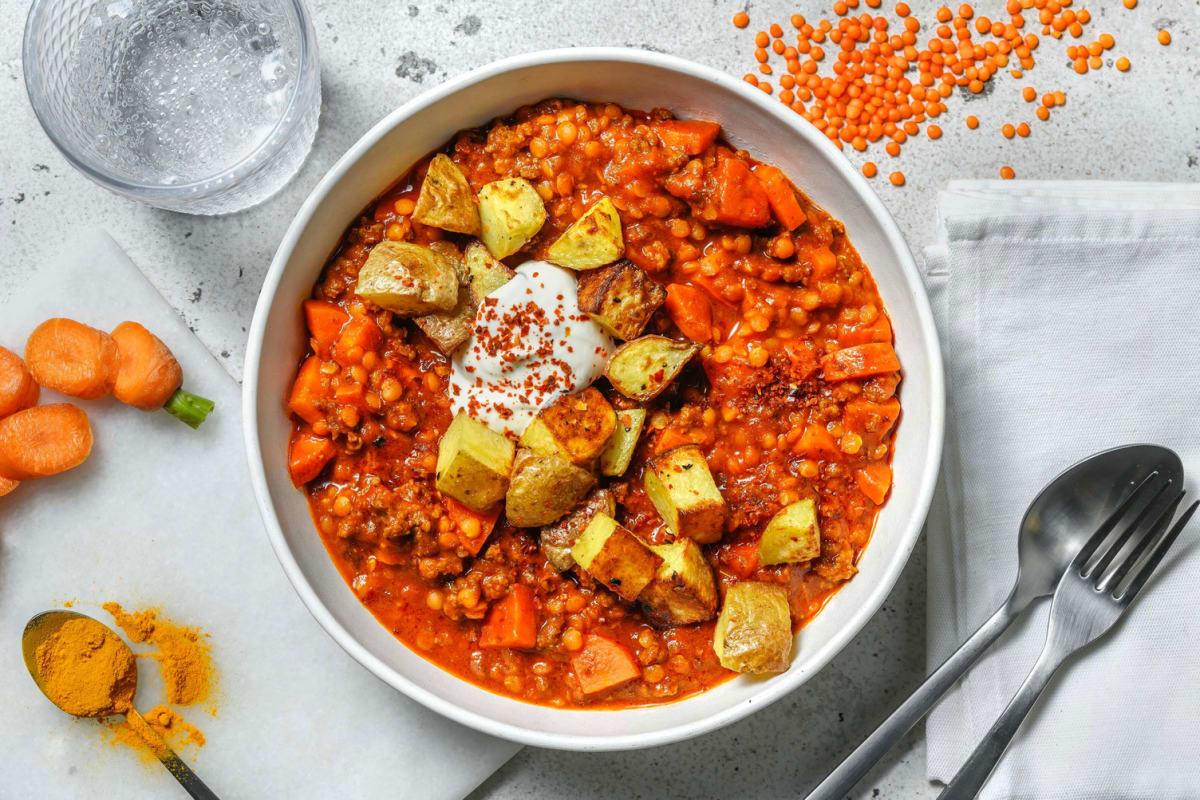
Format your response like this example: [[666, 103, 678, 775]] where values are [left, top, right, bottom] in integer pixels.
[[244, 48, 944, 751]]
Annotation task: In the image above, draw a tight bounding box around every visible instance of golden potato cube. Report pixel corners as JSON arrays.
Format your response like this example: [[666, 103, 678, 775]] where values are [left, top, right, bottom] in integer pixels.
[[576, 260, 667, 341], [518, 417, 569, 459], [606, 336, 700, 402], [571, 513, 663, 601], [505, 449, 596, 528], [412, 153, 481, 235], [540, 488, 615, 572], [641, 538, 718, 625], [415, 242, 476, 354], [435, 412, 515, 511], [478, 178, 546, 259], [536, 387, 616, 466], [464, 240, 515, 301], [355, 241, 459, 316], [545, 196, 624, 270], [599, 408, 646, 477], [643, 444, 727, 544], [712, 581, 793, 674], [758, 498, 821, 566]]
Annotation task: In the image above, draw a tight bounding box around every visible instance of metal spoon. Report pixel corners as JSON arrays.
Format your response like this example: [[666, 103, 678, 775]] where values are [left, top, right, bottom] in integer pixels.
[[806, 444, 1184, 800], [23, 610, 220, 800]]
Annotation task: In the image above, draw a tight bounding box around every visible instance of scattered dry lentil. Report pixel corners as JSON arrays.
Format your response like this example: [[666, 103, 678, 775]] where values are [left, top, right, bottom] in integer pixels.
[[1000, 165, 1015, 179], [1157, 29, 1171, 46], [862, 161, 878, 177]]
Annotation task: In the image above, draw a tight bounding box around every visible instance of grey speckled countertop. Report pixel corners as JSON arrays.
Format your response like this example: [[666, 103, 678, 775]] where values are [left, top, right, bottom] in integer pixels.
[[2, 1, 1196, 797]]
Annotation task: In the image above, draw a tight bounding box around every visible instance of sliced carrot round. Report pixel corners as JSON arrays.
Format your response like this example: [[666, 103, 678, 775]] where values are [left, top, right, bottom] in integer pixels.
[[0, 345, 39, 418], [111, 321, 183, 410], [0, 403, 93, 480], [25, 319, 119, 400]]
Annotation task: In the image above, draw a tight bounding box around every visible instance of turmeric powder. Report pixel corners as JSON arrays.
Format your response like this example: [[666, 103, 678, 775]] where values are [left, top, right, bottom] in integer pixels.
[[33, 616, 136, 718], [102, 603, 212, 706], [108, 705, 206, 759]]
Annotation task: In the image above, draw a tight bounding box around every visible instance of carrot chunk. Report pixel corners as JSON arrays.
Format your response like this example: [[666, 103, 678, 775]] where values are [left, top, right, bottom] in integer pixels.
[[332, 318, 382, 367], [0, 403, 92, 481], [0, 345, 39, 418], [843, 396, 901, 449], [720, 539, 761, 579], [110, 322, 183, 410], [571, 634, 641, 695], [810, 247, 838, 281], [794, 424, 842, 459], [288, 431, 336, 486], [713, 156, 772, 228], [303, 300, 349, 357], [855, 462, 893, 504], [443, 496, 501, 556], [287, 356, 328, 425], [25, 318, 119, 400], [654, 119, 722, 155], [752, 164, 808, 230], [839, 316, 892, 347], [479, 585, 538, 650], [334, 382, 366, 409], [654, 428, 692, 454], [820, 343, 900, 382], [665, 284, 714, 343]]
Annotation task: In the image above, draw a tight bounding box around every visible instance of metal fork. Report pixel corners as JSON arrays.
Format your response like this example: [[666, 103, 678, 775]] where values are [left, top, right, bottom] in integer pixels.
[[939, 477, 1199, 799]]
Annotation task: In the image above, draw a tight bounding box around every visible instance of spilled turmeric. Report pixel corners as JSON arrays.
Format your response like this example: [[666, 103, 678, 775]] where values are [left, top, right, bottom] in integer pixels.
[[102, 603, 212, 706], [33, 616, 136, 718], [108, 705, 206, 759]]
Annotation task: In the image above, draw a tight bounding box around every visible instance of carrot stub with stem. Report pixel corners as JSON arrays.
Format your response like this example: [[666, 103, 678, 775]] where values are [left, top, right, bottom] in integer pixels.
[[110, 322, 213, 428], [25, 318, 119, 400], [0, 403, 93, 481], [0, 345, 39, 419]]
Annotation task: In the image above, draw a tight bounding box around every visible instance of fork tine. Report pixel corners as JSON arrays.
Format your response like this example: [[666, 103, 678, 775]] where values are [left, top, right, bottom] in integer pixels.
[[1096, 491, 1184, 593], [1086, 477, 1175, 579], [1115, 499, 1199, 602], [1072, 471, 1166, 574]]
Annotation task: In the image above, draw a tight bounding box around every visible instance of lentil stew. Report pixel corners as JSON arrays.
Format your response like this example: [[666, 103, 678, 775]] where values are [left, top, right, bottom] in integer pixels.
[[285, 99, 901, 708]]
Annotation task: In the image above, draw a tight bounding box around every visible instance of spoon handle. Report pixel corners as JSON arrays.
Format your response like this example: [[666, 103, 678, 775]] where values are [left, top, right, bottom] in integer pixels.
[[804, 599, 1020, 800], [127, 709, 221, 800]]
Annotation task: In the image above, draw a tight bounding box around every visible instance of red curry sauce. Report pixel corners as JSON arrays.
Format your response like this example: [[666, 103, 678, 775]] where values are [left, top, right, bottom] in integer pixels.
[[287, 99, 900, 708]]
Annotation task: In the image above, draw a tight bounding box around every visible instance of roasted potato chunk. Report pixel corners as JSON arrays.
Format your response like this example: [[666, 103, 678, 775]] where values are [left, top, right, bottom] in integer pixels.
[[415, 242, 476, 353], [571, 513, 663, 601], [758, 498, 821, 566], [464, 240, 515, 301], [576, 260, 666, 341], [644, 444, 727, 544], [713, 582, 793, 673], [599, 408, 646, 477], [540, 488, 616, 572], [545, 196, 624, 270], [641, 538, 718, 625], [412, 153, 481, 235], [606, 336, 700, 402], [356, 241, 458, 316], [435, 412, 515, 511], [536, 387, 616, 466], [518, 417, 568, 459], [478, 178, 546, 258], [505, 449, 596, 527]]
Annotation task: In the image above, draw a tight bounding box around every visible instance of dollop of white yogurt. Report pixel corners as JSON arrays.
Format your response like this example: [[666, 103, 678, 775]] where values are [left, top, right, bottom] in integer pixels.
[[448, 261, 613, 436]]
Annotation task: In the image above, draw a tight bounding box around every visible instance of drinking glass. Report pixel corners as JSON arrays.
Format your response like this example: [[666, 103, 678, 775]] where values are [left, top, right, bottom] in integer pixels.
[[23, 0, 321, 215]]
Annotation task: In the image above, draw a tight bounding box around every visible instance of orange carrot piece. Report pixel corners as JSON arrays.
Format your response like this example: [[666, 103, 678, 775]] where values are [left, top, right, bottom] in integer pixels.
[[334, 382, 366, 409], [571, 634, 641, 695], [0, 403, 92, 481], [843, 396, 901, 449], [288, 431, 337, 486], [839, 316, 892, 347], [654, 428, 692, 454], [654, 119, 722, 155], [721, 539, 761, 579], [443, 496, 501, 556], [855, 462, 893, 504], [0, 476, 17, 496], [794, 424, 842, 460], [810, 246, 838, 281], [25, 319, 119, 400], [665, 284, 714, 343], [333, 318, 382, 367], [288, 356, 328, 425], [0, 345, 39, 418], [479, 585, 538, 650], [713, 156, 771, 228], [109, 322, 183, 410], [753, 164, 808, 230], [820, 343, 900, 382], [303, 300, 349, 357]]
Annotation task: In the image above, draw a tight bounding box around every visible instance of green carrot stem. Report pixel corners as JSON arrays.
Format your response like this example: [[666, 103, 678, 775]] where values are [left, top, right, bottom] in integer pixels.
[[163, 388, 215, 429]]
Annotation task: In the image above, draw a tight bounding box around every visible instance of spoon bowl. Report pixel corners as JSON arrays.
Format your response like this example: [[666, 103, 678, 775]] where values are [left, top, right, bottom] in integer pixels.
[[22, 610, 220, 800]]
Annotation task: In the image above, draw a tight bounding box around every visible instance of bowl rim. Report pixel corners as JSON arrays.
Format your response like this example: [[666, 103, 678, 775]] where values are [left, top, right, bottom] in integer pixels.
[[243, 46, 945, 751]]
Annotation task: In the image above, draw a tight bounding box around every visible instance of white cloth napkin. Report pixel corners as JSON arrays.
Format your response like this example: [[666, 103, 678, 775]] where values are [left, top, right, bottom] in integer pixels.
[[0, 229, 518, 799], [924, 182, 1200, 799]]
